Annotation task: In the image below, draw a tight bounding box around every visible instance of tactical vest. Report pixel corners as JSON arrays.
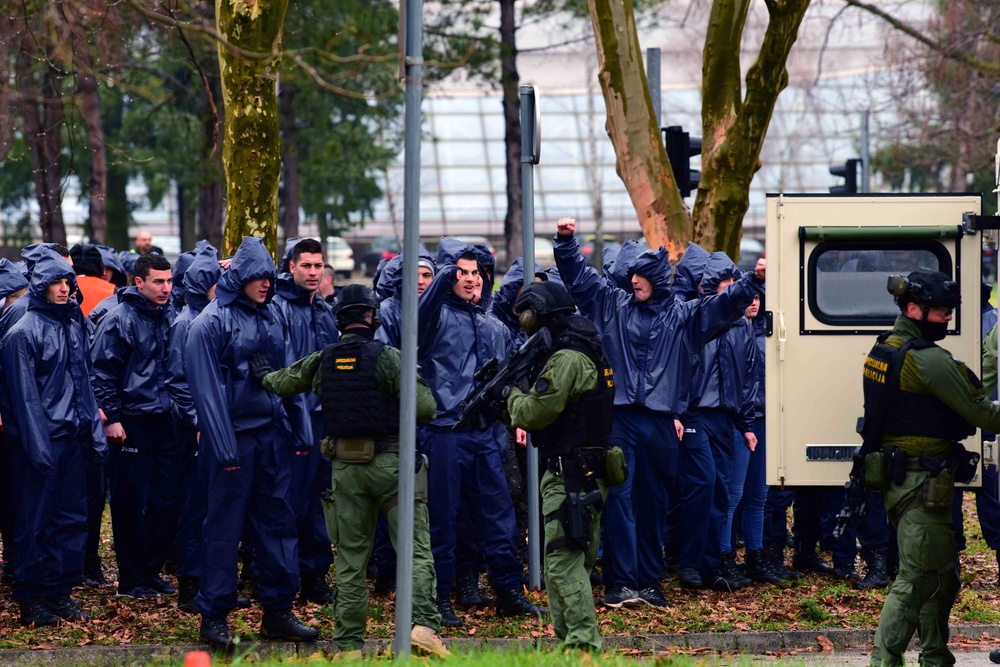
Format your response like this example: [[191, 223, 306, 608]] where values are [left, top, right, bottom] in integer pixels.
[[320, 337, 400, 439], [531, 315, 615, 457], [862, 334, 975, 443]]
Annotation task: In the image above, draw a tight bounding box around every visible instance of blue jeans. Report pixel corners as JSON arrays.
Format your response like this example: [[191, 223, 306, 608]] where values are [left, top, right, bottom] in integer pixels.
[[724, 417, 767, 552]]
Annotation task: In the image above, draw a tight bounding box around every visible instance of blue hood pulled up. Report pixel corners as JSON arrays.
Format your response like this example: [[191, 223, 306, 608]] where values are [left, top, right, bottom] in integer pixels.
[[672, 242, 710, 301], [627, 247, 673, 303], [216, 237, 277, 307], [0, 258, 28, 299], [700, 251, 741, 295], [603, 239, 646, 292]]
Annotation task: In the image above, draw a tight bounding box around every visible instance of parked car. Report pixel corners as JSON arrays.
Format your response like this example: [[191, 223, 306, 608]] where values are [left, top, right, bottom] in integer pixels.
[[325, 236, 355, 278], [738, 237, 765, 272], [581, 235, 622, 267], [360, 235, 401, 276], [533, 237, 556, 268]]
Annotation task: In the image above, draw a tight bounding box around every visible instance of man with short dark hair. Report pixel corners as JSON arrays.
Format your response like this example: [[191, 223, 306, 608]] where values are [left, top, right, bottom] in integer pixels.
[[272, 237, 339, 604], [319, 264, 336, 303], [92, 252, 180, 599], [0, 248, 107, 626]]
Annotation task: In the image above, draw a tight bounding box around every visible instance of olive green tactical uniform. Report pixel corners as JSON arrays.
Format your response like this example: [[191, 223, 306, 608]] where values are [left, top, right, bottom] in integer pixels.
[[506, 348, 607, 652], [871, 316, 1000, 667], [263, 333, 440, 651]]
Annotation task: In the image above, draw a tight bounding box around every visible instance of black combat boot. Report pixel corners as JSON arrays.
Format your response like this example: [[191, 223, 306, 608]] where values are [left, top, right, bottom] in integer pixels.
[[436, 597, 463, 627], [833, 562, 861, 582], [200, 616, 235, 649], [766, 542, 802, 581], [177, 576, 199, 614], [44, 595, 90, 621], [745, 549, 788, 585], [792, 546, 835, 575], [676, 567, 704, 589], [20, 598, 60, 627], [720, 551, 751, 588], [82, 557, 108, 587], [150, 575, 177, 595], [260, 609, 319, 641], [455, 570, 493, 609], [853, 553, 890, 590], [300, 571, 335, 605], [495, 586, 545, 616], [707, 573, 743, 593]]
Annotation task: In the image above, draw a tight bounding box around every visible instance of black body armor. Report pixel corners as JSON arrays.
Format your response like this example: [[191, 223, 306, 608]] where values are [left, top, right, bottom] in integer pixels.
[[320, 337, 400, 439], [530, 314, 614, 457], [862, 336, 975, 443]]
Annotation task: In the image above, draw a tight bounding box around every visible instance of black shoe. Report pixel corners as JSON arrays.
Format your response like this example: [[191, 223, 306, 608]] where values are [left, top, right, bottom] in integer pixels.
[[708, 574, 743, 593], [663, 553, 680, 575], [236, 596, 251, 608], [150, 576, 177, 595], [116, 585, 159, 599], [455, 571, 493, 609], [300, 572, 335, 605], [177, 576, 199, 614], [200, 616, 235, 648], [677, 567, 703, 589], [745, 549, 788, 585], [637, 586, 668, 608], [720, 551, 751, 588], [260, 609, 319, 641], [436, 598, 463, 627], [853, 553, 890, 590], [44, 595, 90, 621], [20, 598, 60, 627], [495, 586, 544, 616], [792, 551, 835, 575], [833, 564, 861, 582], [589, 566, 603, 587], [766, 543, 802, 581], [82, 559, 108, 587], [600, 585, 639, 608]]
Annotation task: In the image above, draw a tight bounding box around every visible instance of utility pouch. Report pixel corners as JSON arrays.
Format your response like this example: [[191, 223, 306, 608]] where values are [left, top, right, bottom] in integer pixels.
[[863, 451, 887, 491], [415, 454, 429, 503], [604, 446, 628, 487], [885, 446, 908, 486], [320, 436, 336, 460], [321, 488, 337, 544], [919, 468, 954, 510], [335, 438, 375, 464], [950, 443, 981, 484]]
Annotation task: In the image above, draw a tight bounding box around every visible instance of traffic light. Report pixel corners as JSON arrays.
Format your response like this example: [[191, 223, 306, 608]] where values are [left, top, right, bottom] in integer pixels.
[[829, 158, 861, 194], [662, 126, 702, 198]]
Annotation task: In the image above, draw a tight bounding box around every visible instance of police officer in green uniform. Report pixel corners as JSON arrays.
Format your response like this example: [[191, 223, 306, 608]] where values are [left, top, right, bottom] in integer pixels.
[[866, 271, 1000, 667], [501, 281, 617, 652], [256, 284, 449, 659]]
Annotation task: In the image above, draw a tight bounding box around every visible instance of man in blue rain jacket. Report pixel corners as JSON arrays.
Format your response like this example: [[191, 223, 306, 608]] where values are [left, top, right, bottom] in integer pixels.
[[272, 238, 339, 604], [185, 237, 317, 648], [553, 218, 764, 607], [0, 249, 107, 626]]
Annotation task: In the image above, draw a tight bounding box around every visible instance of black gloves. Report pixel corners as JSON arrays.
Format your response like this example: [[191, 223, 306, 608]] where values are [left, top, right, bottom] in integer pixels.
[[249, 352, 273, 383]]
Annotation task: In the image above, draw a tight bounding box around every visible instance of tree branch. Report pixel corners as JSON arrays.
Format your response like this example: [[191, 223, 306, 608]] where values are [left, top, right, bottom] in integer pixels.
[[843, 0, 1000, 74]]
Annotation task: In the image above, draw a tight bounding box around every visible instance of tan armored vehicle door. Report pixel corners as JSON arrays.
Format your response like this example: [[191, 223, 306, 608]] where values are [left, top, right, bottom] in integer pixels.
[[764, 194, 984, 487]]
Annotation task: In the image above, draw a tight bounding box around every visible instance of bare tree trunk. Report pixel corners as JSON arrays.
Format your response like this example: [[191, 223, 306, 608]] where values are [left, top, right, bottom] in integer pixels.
[[199, 73, 225, 250], [278, 81, 300, 240], [78, 66, 108, 243], [500, 0, 523, 266], [587, 0, 690, 259], [691, 0, 809, 259], [216, 0, 288, 259], [0, 17, 16, 165], [18, 56, 67, 245]]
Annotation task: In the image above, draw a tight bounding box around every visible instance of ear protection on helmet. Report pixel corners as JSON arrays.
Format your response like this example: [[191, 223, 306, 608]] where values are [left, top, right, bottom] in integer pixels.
[[519, 308, 538, 335]]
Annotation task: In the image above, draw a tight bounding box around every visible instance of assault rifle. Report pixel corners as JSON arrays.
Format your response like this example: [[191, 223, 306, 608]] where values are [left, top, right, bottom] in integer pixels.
[[833, 445, 871, 539], [455, 328, 553, 431]]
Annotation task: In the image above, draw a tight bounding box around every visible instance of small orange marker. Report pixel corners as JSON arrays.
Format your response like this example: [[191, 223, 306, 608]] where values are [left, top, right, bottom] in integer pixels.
[[184, 650, 212, 667]]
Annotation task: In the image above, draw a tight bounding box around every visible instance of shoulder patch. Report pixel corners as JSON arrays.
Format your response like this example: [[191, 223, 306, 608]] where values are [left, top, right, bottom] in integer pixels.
[[534, 377, 550, 394]]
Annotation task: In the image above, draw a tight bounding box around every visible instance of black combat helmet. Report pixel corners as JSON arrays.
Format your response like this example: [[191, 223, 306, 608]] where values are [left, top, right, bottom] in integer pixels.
[[887, 270, 961, 310], [514, 281, 576, 334], [333, 283, 381, 331]]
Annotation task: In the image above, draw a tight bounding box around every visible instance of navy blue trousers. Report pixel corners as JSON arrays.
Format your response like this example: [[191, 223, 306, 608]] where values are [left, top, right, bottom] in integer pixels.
[[679, 408, 733, 578], [197, 426, 299, 618], [291, 413, 333, 577], [763, 487, 795, 548], [602, 406, 678, 591], [109, 412, 181, 590], [11, 436, 87, 601], [0, 438, 13, 567], [952, 464, 1000, 551], [175, 426, 206, 579], [419, 427, 521, 598]]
